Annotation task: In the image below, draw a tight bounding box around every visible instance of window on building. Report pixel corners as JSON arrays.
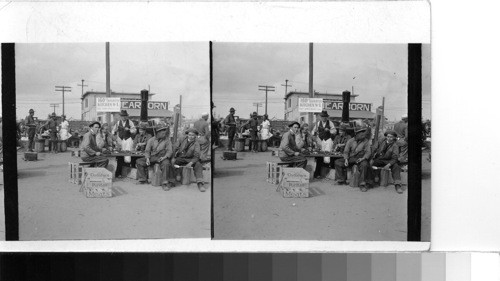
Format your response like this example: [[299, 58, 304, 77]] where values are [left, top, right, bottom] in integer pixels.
[[288, 99, 291, 108], [85, 98, 88, 108], [97, 116, 101, 122]]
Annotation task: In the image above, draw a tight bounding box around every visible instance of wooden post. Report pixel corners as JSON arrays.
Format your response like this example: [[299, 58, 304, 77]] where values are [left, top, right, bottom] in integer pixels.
[[308, 42, 314, 128]]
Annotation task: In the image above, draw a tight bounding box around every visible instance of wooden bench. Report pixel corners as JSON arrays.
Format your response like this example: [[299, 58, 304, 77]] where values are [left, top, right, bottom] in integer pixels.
[[69, 161, 94, 184]]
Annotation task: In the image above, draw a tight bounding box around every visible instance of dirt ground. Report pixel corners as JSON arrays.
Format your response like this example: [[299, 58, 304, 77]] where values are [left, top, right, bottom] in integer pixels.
[[15, 149, 210, 240], [213, 147, 431, 241]]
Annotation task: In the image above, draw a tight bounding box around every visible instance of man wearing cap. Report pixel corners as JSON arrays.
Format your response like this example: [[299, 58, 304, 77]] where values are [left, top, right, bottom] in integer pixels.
[[136, 124, 175, 189], [80, 121, 109, 167], [279, 121, 307, 168], [394, 114, 408, 163], [223, 108, 237, 151], [311, 111, 336, 137], [242, 112, 260, 153], [332, 125, 351, 153], [172, 128, 206, 192], [112, 110, 136, 142], [193, 112, 210, 161], [43, 113, 60, 153], [334, 126, 372, 191], [25, 109, 37, 152], [370, 130, 403, 193], [133, 123, 152, 152]]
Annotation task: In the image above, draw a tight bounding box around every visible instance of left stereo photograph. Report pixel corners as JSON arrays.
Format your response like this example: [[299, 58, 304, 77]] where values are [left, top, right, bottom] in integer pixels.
[[2, 42, 211, 240]]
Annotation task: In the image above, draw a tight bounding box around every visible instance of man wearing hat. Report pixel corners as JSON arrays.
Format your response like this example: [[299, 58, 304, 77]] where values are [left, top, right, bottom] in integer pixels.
[[242, 112, 260, 153], [334, 125, 372, 191], [133, 123, 152, 152], [43, 112, 60, 153], [80, 121, 109, 167], [279, 121, 307, 168], [223, 107, 237, 151], [136, 124, 175, 189], [370, 130, 403, 194], [25, 109, 37, 152], [332, 124, 351, 153], [311, 111, 336, 137], [194, 112, 210, 161], [112, 110, 136, 142], [394, 114, 408, 163], [172, 128, 206, 192]]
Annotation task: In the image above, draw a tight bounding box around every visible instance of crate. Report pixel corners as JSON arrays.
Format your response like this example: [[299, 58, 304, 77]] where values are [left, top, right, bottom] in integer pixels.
[[266, 162, 284, 185], [222, 151, 237, 160], [81, 168, 113, 198], [69, 162, 93, 184], [279, 168, 310, 198], [24, 152, 38, 161]]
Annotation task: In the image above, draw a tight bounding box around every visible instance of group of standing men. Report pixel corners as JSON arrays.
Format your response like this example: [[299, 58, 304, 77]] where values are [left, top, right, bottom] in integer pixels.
[[278, 111, 409, 194], [24, 109, 71, 153], [221, 108, 272, 152]]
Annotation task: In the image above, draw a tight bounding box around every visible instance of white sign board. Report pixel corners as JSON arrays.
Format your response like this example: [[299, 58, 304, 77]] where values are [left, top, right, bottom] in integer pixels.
[[96, 97, 121, 112], [298, 98, 323, 113]]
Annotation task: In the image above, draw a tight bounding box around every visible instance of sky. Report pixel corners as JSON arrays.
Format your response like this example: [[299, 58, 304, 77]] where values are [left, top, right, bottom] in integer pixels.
[[11, 42, 210, 120], [212, 43, 431, 122]]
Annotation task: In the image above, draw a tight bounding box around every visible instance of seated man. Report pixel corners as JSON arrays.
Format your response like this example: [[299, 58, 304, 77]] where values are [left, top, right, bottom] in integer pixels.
[[334, 126, 372, 191], [80, 121, 109, 168], [135, 124, 175, 190], [133, 123, 152, 152], [332, 124, 351, 153], [172, 128, 206, 192], [278, 122, 307, 169], [370, 130, 403, 194]]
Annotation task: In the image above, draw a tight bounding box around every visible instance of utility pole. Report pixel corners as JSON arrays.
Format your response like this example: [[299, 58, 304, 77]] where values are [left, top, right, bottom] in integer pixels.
[[105, 42, 111, 124], [55, 86, 71, 116], [49, 103, 59, 114], [77, 79, 88, 120], [252, 102, 263, 114], [308, 42, 314, 128], [281, 79, 292, 120], [258, 85, 275, 116]]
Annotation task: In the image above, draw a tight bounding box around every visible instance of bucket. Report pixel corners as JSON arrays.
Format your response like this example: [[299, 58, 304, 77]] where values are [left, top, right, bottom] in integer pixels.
[[35, 139, 45, 152], [260, 140, 268, 152], [235, 138, 245, 152], [380, 168, 390, 187], [60, 141, 67, 152]]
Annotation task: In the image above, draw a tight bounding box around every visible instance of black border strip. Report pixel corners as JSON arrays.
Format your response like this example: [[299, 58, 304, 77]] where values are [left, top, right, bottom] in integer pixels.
[[2, 43, 19, 241], [210, 41, 214, 239], [407, 43, 423, 241]]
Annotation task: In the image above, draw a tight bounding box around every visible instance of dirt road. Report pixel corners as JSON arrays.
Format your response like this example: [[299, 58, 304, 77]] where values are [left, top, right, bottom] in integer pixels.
[[213, 148, 431, 241], [16, 149, 210, 240]]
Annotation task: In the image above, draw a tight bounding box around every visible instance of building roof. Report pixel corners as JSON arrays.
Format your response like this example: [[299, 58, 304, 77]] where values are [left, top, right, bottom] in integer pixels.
[[284, 91, 359, 100], [82, 91, 155, 99], [324, 109, 376, 120]]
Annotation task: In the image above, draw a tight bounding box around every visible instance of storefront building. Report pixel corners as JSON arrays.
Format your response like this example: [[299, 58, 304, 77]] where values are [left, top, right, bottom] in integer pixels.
[[81, 91, 173, 123], [284, 91, 375, 123]]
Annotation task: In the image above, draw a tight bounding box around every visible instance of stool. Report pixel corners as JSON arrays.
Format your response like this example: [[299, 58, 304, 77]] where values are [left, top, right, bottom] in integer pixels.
[[349, 165, 360, 187], [150, 164, 163, 186], [69, 161, 94, 184], [180, 166, 196, 185]]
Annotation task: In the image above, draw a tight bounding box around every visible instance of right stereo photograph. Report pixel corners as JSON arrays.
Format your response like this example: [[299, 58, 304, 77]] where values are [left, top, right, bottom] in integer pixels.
[[211, 43, 431, 241]]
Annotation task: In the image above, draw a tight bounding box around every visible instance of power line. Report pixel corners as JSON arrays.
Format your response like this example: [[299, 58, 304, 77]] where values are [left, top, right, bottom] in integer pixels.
[[55, 86, 72, 116], [258, 85, 276, 116]]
